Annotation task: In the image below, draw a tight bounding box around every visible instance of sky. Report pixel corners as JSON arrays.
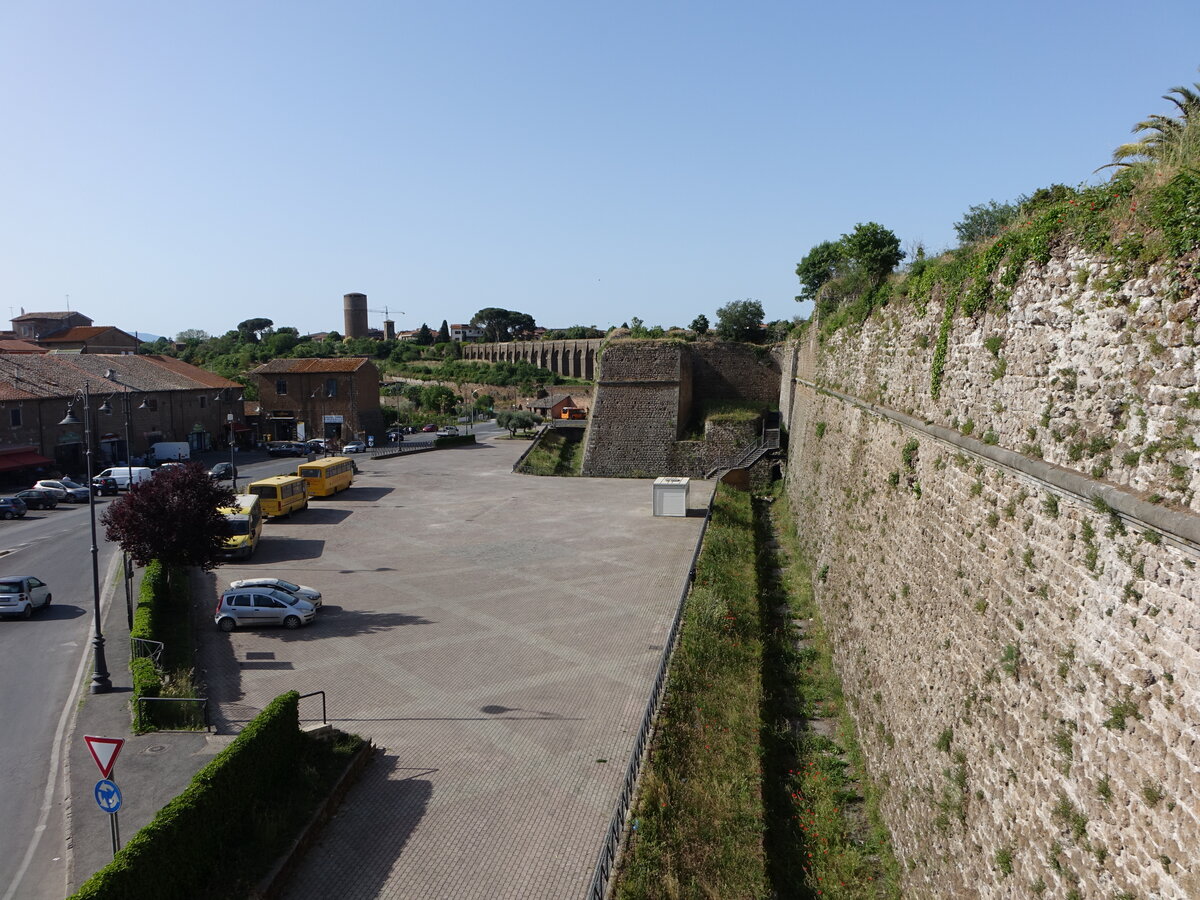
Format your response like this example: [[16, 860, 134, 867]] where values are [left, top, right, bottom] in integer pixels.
[[3, 1, 1199, 342]]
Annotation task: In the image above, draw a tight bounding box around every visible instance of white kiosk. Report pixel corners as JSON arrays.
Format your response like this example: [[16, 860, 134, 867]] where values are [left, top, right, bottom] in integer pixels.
[[652, 477, 690, 517]]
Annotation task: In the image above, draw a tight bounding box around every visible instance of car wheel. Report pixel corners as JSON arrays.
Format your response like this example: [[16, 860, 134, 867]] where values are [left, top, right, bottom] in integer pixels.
[[284, 615, 301, 629], [2, 511, 12, 520], [217, 617, 236, 633], [43, 593, 51, 608], [21, 604, 32, 620]]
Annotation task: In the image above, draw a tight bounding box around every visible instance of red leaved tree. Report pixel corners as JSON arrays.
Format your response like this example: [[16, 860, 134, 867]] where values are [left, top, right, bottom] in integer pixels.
[[101, 462, 237, 574]]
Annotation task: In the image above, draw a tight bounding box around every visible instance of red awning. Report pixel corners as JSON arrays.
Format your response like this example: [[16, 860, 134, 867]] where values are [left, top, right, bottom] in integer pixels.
[[0, 450, 54, 471], [230, 423, 252, 432]]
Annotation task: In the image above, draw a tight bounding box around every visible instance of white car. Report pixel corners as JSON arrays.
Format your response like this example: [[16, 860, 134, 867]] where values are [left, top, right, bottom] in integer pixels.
[[0, 576, 52, 619], [228, 577, 322, 607], [33, 479, 90, 503], [343, 441, 366, 453], [436, 425, 459, 437]]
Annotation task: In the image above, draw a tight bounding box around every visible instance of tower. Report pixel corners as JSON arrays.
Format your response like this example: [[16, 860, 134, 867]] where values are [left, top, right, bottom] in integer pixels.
[[343, 293, 368, 338]]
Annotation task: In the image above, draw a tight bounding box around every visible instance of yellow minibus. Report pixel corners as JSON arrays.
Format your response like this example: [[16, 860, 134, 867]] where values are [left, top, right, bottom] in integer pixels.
[[248, 475, 309, 518], [297, 456, 355, 497], [218, 494, 263, 559]]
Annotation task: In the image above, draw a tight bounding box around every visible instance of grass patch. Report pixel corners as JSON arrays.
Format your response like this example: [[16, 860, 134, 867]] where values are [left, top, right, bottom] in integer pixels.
[[615, 486, 767, 898], [516, 429, 583, 476]]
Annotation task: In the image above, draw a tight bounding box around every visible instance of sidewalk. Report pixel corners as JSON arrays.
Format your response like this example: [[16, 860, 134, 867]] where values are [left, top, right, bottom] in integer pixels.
[[65, 558, 230, 891]]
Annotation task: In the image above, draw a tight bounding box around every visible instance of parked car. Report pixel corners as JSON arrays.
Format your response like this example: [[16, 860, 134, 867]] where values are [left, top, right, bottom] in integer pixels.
[[386, 430, 405, 443], [91, 475, 120, 496], [267, 441, 310, 458], [33, 479, 90, 503], [14, 489, 57, 510], [228, 577, 322, 606], [0, 576, 51, 618], [343, 440, 366, 453], [213, 587, 317, 631], [436, 425, 459, 437], [0, 497, 28, 519], [96, 466, 154, 489], [208, 462, 238, 481], [421, 423, 437, 433]]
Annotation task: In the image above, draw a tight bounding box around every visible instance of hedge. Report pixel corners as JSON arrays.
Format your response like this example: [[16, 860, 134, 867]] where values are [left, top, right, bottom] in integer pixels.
[[71, 691, 303, 900], [129, 561, 197, 731], [434, 433, 477, 448]]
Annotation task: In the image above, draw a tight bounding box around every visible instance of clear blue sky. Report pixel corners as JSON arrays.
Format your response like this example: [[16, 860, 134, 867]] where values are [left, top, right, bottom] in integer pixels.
[[3, 1, 1198, 341]]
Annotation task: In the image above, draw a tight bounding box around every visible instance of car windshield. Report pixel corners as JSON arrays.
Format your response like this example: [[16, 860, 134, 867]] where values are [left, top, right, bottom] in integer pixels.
[[220, 518, 250, 536], [274, 579, 300, 592], [271, 590, 299, 606], [61, 479, 84, 488]]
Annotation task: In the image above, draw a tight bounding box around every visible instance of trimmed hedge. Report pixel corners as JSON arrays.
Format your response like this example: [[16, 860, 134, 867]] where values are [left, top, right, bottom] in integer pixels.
[[130, 561, 198, 731], [71, 691, 303, 900], [434, 433, 477, 448]]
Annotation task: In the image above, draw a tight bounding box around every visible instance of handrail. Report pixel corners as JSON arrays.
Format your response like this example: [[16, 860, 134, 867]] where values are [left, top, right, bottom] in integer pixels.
[[298, 690, 327, 725], [587, 491, 716, 899], [135, 696, 210, 732]]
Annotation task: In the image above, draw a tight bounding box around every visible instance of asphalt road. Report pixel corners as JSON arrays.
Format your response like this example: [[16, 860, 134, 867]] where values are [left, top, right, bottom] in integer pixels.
[[0, 497, 122, 900]]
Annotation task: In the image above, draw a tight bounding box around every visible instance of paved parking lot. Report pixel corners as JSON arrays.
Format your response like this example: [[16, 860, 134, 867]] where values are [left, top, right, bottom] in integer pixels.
[[203, 436, 714, 899]]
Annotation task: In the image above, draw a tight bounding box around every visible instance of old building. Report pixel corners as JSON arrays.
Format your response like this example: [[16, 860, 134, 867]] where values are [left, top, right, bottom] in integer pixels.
[[0, 353, 242, 479], [247, 357, 383, 444], [37, 325, 141, 354], [10, 310, 93, 341]]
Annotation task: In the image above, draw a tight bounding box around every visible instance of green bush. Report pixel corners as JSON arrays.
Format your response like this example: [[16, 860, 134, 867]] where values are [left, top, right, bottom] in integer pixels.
[[72, 692, 305, 900]]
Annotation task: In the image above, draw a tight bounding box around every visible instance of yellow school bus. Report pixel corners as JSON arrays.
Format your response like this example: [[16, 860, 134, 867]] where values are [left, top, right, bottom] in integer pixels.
[[218, 494, 263, 559], [297, 456, 355, 497], [247, 475, 309, 518]]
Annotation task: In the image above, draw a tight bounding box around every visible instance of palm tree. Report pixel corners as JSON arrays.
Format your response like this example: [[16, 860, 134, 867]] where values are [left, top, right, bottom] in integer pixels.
[[1107, 76, 1200, 171]]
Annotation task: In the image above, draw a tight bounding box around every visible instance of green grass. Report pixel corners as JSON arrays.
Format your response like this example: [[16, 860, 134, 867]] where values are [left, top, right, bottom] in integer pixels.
[[517, 429, 583, 476], [615, 486, 767, 899]]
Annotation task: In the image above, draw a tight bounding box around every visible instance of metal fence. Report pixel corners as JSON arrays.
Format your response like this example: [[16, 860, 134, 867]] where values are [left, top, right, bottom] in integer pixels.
[[586, 494, 715, 899], [135, 696, 210, 732]]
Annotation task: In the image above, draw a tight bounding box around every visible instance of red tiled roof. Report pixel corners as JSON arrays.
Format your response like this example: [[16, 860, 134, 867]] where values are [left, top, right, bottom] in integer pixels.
[[249, 358, 374, 374], [0, 339, 47, 354], [39, 326, 136, 344], [139, 355, 240, 389]]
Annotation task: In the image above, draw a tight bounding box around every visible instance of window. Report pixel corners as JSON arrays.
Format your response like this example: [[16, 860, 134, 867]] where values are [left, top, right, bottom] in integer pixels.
[[198, 395, 207, 408], [144, 398, 158, 412], [9, 407, 21, 427], [276, 379, 288, 396], [326, 378, 337, 398]]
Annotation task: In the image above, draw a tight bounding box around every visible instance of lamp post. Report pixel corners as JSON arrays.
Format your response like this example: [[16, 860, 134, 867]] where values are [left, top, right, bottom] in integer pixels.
[[59, 382, 112, 694]]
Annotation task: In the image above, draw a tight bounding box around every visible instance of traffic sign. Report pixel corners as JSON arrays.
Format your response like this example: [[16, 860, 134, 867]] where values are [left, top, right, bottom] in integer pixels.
[[94, 779, 122, 814], [83, 735, 125, 779]]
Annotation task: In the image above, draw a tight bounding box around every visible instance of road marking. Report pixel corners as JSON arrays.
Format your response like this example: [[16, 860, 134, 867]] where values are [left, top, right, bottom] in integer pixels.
[[2, 616, 92, 900]]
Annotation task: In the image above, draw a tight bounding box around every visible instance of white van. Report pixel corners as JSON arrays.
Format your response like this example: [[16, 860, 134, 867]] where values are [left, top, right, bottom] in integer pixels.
[[97, 466, 154, 489], [149, 442, 190, 462]]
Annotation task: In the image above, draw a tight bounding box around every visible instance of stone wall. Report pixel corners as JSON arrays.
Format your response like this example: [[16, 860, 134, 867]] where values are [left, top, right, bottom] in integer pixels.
[[580, 340, 781, 478], [782, 245, 1200, 898]]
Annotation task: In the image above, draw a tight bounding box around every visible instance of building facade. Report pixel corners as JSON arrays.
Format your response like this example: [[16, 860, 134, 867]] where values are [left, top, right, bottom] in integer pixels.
[[247, 357, 383, 444]]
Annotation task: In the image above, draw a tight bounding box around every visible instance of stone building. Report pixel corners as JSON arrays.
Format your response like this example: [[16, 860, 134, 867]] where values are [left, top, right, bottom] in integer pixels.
[[247, 357, 383, 444], [10, 310, 93, 341], [37, 326, 141, 354], [0, 353, 242, 480]]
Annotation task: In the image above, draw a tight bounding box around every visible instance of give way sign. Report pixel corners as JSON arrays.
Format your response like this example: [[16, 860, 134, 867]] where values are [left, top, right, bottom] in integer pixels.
[[83, 735, 125, 779]]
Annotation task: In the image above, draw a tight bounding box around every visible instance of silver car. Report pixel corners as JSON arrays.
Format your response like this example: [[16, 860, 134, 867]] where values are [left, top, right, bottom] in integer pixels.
[[214, 587, 317, 632], [227, 577, 322, 606], [0, 576, 52, 619]]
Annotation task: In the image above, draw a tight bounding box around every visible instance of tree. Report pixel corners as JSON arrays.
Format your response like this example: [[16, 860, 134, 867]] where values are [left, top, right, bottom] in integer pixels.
[[176, 329, 210, 343], [415, 323, 434, 346], [795, 240, 844, 301], [420, 384, 457, 414], [715, 299, 765, 342], [689, 314, 710, 336], [1109, 76, 1200, 169], [841, 222, 905, 281], [237, 318, 274, 343], [470, 308, 538, 342], [497, 409, 539, 436], [953, 199, 1023, 245], [437, 320, 451, 343], [101, 463, 236, 572]]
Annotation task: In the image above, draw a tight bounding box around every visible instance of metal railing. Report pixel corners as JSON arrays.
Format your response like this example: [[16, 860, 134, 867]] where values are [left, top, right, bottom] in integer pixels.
[[130, 637, 164, 666], [587, 494, 715, 899], [135, 696, 210, 732], [299, 690, 327, 725]]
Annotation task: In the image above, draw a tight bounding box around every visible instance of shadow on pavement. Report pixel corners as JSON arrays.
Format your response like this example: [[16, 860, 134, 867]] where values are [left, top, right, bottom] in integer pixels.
[[192, 568, 251, 734], [269, 508, 352, 526], [278, 758, 433, 899], [336, 486, 394, 502], [32, 603, 87, 621], [248, 538, 327, 563], [244, 607, 435, 642]]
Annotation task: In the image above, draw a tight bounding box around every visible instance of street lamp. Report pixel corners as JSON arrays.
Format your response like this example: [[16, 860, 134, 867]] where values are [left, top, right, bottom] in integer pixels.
[[58, 382, 112, 694], [215, 391, 243, 491]]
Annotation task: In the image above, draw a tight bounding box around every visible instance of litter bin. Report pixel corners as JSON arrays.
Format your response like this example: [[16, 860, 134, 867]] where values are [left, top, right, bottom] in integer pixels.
[[652, 477, 690, 517]]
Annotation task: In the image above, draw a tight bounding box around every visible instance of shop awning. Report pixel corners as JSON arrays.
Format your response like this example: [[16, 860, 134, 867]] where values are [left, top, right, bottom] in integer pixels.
[[0, 449, 54, 471], [230, 422, 252, 432]]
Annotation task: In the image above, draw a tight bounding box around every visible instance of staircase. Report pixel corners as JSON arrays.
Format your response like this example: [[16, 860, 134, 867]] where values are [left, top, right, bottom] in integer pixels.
[[704, 412, 782, 479]]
